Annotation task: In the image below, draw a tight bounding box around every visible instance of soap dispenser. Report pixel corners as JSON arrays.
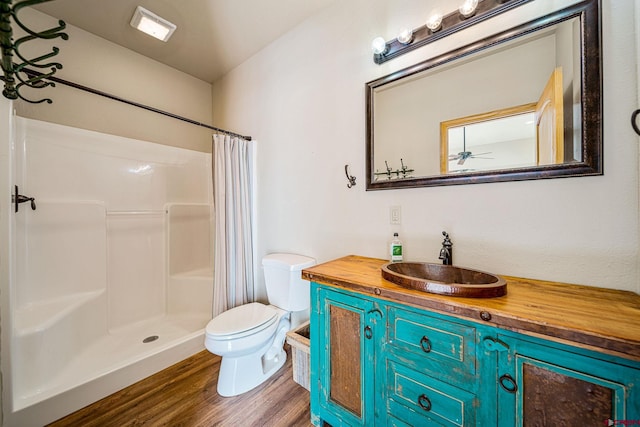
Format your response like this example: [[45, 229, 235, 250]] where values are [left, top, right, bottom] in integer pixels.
[[390, 233, 403, 262]]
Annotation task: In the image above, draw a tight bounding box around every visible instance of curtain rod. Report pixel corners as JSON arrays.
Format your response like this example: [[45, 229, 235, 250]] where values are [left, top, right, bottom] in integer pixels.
[[22, 67, 252, 141]]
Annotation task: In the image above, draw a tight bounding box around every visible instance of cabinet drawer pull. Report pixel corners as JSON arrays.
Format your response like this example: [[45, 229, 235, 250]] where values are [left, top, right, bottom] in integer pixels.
[[417, 394, 432, 411], [499, 374, 518, 393], [364, 325, 373, 339], [420, 336, 432, 353]]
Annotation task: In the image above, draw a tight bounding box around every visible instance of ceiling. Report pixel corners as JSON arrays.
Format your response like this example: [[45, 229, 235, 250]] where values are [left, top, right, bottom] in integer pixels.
[[33, 0, 337, 83]]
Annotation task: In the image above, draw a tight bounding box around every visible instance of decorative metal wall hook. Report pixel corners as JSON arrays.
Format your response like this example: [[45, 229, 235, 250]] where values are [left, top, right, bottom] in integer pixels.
[[344, 164, 357, 188], [1, 0, 68, 104], [632, 109, 640, 137]]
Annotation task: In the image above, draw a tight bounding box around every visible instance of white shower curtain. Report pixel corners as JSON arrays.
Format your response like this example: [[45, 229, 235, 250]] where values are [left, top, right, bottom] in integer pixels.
[[212, 133, 255, 317]]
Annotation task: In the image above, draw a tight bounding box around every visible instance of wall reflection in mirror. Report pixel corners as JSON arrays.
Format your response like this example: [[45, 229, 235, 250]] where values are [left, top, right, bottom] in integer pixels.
[[443, 109, 536, 174], [366, 0, 601, 190]]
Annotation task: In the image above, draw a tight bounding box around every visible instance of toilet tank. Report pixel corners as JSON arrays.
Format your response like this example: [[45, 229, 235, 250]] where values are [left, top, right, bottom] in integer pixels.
[[262, 253, 316, 311]]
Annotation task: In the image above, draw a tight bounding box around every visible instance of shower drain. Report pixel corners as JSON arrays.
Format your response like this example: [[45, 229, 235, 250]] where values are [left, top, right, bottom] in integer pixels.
[[143, 335, 159, 343]]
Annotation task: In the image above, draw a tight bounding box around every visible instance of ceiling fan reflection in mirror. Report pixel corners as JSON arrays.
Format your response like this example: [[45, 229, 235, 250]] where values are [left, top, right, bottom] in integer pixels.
[[448, 127, 493, 165]]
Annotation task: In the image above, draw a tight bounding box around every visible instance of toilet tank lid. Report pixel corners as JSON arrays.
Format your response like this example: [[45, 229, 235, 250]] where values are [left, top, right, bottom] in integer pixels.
[[262, 253, 316, 270]]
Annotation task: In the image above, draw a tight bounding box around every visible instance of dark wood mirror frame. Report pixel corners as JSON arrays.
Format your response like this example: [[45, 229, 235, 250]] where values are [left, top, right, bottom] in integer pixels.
[[366, 0, 601, 190]]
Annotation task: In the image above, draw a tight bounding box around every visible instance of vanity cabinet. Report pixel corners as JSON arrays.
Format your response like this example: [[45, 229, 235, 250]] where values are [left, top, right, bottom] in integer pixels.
[[304, 256, 640, 427], [311, 285, 484, 426]]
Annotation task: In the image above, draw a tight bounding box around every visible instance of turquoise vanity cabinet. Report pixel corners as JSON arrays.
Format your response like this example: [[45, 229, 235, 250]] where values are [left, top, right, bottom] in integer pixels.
[[310, 284, 485, 426], [304, 256, 640, 427], [310, 284, 480, 426]]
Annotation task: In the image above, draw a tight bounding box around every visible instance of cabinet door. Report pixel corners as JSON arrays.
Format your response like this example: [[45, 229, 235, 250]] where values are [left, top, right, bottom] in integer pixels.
[[494, 335, 640, 427], [310, 284, 380, 427]]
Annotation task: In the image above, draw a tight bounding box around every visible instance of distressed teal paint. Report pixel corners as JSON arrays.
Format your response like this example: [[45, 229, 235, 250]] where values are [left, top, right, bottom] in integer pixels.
[[311, 284, 378, 427], [494, 333, 640, 426], [310, 282, 640, 426]]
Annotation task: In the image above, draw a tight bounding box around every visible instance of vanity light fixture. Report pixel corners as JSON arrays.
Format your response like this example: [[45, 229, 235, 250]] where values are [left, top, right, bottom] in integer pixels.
[[426, 12, 443, 32], [371, 36, 388, 55], [372, 0, 533, 65], [397, 28, 414, 45], [459, 0, 479, 19], [130, 6, 177, 42]]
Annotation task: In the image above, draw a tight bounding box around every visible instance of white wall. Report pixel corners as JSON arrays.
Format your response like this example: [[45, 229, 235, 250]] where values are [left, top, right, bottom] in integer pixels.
[[12, 9, 213, 152], [212, 0, 640, 298]]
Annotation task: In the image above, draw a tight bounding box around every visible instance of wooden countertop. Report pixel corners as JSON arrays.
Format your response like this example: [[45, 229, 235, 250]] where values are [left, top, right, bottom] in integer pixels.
[[302, 255, 640, 361]]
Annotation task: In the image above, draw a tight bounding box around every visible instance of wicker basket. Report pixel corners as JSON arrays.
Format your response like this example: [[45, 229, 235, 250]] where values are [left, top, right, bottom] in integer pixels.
[[286, 321, 310, 391]]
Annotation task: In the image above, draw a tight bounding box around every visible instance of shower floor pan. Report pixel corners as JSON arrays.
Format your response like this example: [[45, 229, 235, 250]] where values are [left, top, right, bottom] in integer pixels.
[[11, 312, 208, 426]]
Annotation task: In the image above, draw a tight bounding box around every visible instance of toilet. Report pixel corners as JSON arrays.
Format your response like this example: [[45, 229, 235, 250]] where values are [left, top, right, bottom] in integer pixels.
[[205, 253, 316, 397]]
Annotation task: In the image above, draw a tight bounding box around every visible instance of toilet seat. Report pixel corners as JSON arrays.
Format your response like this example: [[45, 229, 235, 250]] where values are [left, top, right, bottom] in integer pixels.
[[206, 302, 278, 340]]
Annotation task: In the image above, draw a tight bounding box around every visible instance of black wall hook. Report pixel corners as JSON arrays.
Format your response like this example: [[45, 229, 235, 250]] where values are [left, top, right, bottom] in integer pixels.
[[632, 109, 640, 136], [344, 164, 357, 188]]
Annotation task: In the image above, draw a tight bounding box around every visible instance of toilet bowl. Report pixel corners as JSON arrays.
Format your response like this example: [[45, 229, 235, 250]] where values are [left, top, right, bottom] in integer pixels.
[[205, 302, 291, 396], [205, 253, 316, 397]]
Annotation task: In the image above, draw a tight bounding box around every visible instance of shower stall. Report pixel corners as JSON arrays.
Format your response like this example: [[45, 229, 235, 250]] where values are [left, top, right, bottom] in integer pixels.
[[2, 117, 214, 426]]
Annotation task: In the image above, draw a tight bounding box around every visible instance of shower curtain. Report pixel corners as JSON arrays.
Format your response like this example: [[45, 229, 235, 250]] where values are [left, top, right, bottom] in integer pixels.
[[212, 133, 255, 316]]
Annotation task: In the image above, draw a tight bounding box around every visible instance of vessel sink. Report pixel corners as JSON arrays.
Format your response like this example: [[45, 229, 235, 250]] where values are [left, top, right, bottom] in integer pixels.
[[381, 262, 507, 298]]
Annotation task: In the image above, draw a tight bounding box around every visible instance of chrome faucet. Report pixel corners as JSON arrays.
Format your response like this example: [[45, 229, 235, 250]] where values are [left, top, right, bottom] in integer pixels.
[[439, 231, 453, 265]]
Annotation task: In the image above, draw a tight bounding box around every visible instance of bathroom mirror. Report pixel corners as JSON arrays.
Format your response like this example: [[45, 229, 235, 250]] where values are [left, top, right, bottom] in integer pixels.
[[366, 0, 601, 190]]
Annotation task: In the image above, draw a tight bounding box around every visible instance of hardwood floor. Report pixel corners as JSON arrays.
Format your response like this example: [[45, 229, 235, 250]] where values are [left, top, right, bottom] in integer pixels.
[[47, 349, 312, 427]]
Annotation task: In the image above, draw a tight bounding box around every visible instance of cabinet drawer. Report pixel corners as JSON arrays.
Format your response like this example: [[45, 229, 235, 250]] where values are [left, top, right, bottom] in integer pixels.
[[387, 307, 476, 378], [387, 360, 476, 426], [387, 414, 413, 427]]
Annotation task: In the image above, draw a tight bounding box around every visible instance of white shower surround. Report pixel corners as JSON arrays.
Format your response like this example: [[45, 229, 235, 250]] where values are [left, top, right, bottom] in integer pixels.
[[6, 118, 213, 426]]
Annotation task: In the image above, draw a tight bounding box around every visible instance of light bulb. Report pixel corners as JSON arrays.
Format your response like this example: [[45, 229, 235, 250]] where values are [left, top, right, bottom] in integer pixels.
[[459, 0, 479, 18], [397, 28, 413, 45], [426, 12, 443, 32], [371, 37, 387, 55]]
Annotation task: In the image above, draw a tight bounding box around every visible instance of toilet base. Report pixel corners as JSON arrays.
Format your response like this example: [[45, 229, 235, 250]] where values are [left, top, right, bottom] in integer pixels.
[[217, 348, 287, 397]]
